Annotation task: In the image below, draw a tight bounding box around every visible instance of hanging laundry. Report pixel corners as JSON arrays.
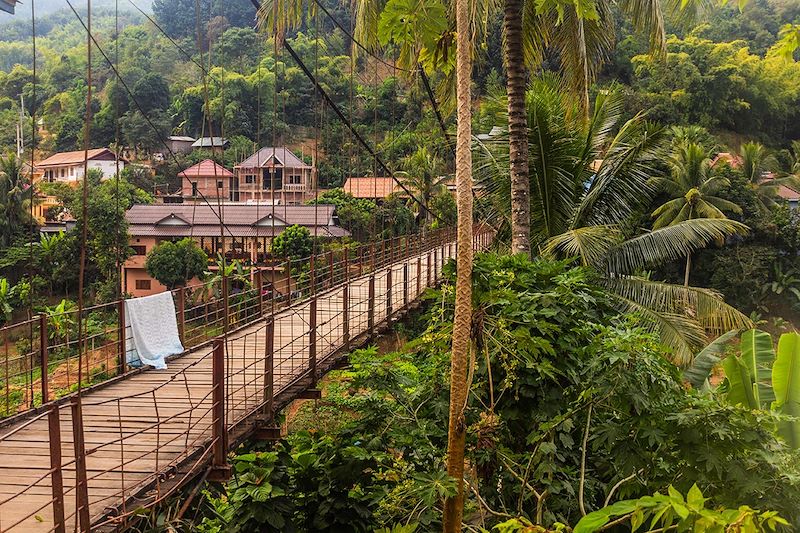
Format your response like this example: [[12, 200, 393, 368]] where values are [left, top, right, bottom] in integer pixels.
[[124, 292, 184, 370]]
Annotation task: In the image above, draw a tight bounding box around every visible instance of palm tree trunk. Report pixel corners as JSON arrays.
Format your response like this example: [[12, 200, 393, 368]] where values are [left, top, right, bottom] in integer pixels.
[[443, 0, 474, 527], [503, 0, 531, 256], [684, 252, 691, 287]]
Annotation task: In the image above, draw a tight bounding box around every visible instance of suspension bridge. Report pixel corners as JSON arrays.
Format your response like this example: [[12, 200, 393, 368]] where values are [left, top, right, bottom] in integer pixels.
[[0, 227, 492, 531]]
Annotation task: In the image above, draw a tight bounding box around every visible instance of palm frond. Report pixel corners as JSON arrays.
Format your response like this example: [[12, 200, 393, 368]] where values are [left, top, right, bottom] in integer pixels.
[[541, 225, 622, 267], [574, 114, 665, 228], [606, 218, 749, 275], [606, 276, 752, 365]]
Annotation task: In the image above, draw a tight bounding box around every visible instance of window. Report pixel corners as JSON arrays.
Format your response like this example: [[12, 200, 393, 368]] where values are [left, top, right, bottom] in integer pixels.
[[131, 245, 146, 255], [191, 182, 198, 196], [217, 181, 224, 189], [245, 175, 256, 184], [287, 174, 302, 185], [60, 168, 65, 178], [135, 279, 151, 290]]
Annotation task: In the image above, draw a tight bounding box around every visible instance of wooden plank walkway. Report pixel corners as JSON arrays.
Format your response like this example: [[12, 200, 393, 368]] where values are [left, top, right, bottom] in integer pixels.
[[0, 239, 459, 532]]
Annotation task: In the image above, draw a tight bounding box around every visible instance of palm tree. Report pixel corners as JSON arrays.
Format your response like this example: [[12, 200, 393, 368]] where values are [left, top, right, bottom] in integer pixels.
[[443, 0, 475, 526], [0, 154, 36, 248], [737, 141, 799, 213], [651, 141, 741, 286], [475, 78, 750, 364], [398, 147, 449, 224]]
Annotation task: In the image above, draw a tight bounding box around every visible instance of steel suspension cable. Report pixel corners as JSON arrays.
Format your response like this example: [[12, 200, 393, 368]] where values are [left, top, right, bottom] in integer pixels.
[[63, 0, 241, 242]]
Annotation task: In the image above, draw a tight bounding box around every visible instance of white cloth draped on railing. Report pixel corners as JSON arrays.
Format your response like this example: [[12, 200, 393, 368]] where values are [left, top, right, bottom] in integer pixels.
[[124, 292, 184, 369]]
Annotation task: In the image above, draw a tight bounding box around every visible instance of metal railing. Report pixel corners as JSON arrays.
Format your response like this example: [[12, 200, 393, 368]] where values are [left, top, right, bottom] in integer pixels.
[[0, 227, 495, 422], [0, 224, 494, 532]]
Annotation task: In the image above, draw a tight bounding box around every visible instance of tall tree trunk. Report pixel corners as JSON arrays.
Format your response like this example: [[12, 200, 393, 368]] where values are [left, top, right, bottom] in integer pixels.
[[684, 252, 691, 287], [443, 0, 474, 527], [503, 0, 531, 256]]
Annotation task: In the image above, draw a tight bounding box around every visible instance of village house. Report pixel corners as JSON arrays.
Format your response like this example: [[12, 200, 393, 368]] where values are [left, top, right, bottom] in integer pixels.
[[234, 147, 316, 204], [166, 136, 196, 154], [122, 203, 348, 297], [178, 159, 235, 200], [192, 137, 229, 155], [342, 176, 403, 202], [37, 148, 126, 182]]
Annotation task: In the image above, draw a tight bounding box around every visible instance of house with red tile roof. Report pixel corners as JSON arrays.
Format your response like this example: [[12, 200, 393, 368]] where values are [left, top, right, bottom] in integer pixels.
[[178, 160, 235, 200]]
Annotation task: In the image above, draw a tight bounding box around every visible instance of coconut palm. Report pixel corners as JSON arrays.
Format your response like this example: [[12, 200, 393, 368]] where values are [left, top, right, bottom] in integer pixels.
[[738, 141, 799, 213], [397, 147, 449, 224], [475, 78, 750, 364], [651, 141, 741, 285], [443, 0, 475, 525]]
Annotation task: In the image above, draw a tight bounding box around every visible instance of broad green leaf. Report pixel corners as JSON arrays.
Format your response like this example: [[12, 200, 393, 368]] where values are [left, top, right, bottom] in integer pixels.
[[574, 509, 611, 533], [740, 329, 776, 408], [683, 329, 739, 389], [772, 332, 800, 448], [686, 484, 705, 511], [722, 355, 759, 410]]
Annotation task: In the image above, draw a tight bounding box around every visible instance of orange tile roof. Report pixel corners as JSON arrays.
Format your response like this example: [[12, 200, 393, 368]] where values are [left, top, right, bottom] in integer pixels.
[[178, 159, 234, 178], [342, 177, 402, 199], [777, 185, 800, 200], [710, 152, 742, 169], [37, 148, 119, 167]]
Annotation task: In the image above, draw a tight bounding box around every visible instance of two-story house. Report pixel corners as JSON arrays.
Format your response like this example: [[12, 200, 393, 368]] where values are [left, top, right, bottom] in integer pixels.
[[37, 148, 126, 182], [233, 147, 315, 204]]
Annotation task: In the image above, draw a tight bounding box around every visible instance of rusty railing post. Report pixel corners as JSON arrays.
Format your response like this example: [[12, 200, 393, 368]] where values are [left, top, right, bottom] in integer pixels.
[[39, 313, 48, 404], [286, 257, 293, 307], [71, 397, 90, 531], [427, 251, 432, 287], [403, 261, 408, 310], [416, 256, 422, 297], [222, 275, 230, 335], [176, 287, 185, 344], [48, 406, 66, 533], [386, 268, 393, 326], [209, 337, 230, 481], [328, 250, 334, 288], [309, 297, 317, 388], [368, 274, 375, 335], [254, 268, 263, 318], [264, 317, 275, 422], [342, 284, 350, 350], [343, 247, 350, 283], [117, 300, 126, 376]]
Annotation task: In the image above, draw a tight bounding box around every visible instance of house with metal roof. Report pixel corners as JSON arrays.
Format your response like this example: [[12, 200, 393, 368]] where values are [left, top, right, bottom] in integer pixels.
[[234, 147, 316, 204], [0, 0, 19, 14], [191, 137, 229, 154], [37, 148, 126, 183], [122, 204, 347, 296]]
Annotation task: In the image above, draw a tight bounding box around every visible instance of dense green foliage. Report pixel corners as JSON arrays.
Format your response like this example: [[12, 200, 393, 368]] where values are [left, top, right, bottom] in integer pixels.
[[194, 254, 800, 531], [270, 225, 313, 259], [145, 238, 209, 289]]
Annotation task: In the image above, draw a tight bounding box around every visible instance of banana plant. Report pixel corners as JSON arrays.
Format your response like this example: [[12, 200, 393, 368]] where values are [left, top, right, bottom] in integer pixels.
[[721, 329, 775, 410], [719, 329, 800, 448]]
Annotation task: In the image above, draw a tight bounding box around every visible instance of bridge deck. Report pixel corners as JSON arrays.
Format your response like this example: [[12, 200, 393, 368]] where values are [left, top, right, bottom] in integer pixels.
[[0, 237, 468, 532]]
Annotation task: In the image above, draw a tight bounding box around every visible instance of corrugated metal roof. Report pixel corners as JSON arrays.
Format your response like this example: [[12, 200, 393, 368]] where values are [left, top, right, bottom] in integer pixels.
[[127, 226, 349, 238], [37, 148, 121, 167], [168, 136, 196, 142], [342, 177, 402, 199], [178, 160, 234, 178], [236, 147, 311, 169], [126, 205, 347, 238], [192, 137, 229, 148], [0, 0, 18, 14]]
